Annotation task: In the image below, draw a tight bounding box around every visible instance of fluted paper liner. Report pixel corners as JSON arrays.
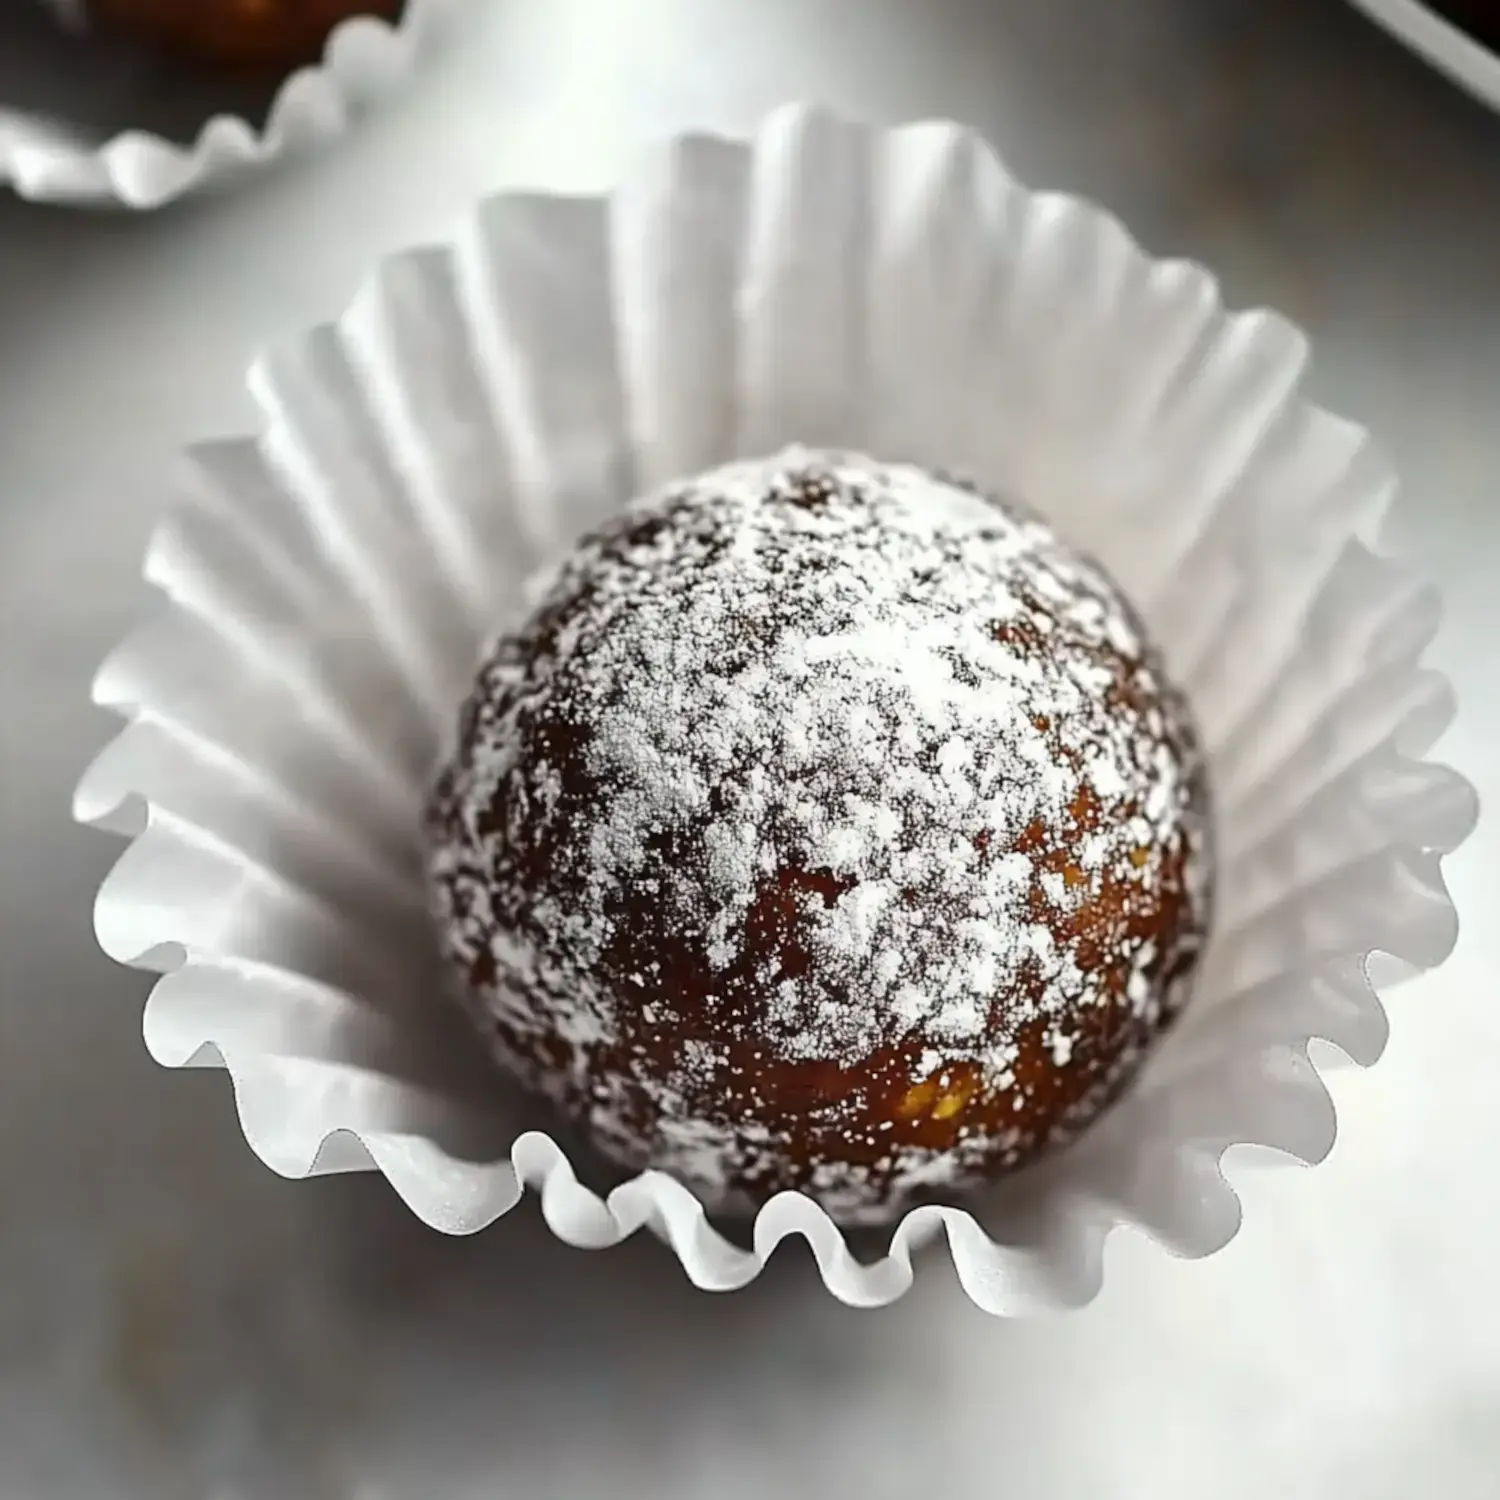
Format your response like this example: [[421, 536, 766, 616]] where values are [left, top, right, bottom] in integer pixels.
[[0, 0, 447, 209], [75, 106, 1476, 1313]]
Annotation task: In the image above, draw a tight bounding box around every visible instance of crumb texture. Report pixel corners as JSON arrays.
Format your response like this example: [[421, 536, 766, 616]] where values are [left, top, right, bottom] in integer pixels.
[[426, 448, 1212, 1225]]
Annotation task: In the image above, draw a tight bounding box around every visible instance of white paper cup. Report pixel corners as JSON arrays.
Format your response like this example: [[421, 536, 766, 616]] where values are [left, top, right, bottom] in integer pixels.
[[0, 0, 448, 210], [74, 104, 1476, 1314]]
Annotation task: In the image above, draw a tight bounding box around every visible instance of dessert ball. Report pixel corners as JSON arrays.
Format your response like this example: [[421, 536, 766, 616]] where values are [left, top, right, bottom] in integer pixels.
[[85, 0, 403, 69], [426, 450, 1212, 1226]]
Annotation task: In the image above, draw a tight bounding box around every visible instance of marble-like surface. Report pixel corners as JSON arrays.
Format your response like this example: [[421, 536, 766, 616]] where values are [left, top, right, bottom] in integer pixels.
[[1, 1, 1498, 1495]]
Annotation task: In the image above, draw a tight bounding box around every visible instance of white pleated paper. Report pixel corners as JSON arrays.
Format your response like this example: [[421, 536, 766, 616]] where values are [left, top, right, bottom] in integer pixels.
[[0, 0, 446, 209], [76, 106, 1476, 1314]]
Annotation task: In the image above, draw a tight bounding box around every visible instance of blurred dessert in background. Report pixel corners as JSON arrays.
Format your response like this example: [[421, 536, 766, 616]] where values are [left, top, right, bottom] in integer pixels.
[[80, 0, 405, 70]]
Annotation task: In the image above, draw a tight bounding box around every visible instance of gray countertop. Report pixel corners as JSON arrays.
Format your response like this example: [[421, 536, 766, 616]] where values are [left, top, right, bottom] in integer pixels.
[[2, 2, 1499, 1496]]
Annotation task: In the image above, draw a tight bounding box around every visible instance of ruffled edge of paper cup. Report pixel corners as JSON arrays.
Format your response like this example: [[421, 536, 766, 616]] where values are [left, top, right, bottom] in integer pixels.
[[74, 105, 1477, 1314], [0, 0, 449, 210]]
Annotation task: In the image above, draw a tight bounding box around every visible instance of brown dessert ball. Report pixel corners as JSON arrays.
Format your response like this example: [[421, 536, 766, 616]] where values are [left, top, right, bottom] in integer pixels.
[[426, 450, 1212, 1226], [85, 0, 404, 70]]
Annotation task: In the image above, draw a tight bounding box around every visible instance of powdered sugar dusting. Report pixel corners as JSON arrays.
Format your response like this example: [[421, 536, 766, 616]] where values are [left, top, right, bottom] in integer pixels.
[[427, 449, 1212, 1225]]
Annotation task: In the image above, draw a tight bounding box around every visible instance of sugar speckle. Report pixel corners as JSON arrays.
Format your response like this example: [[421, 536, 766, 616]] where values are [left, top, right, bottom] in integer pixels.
[[426, 449, 1212, 1225]]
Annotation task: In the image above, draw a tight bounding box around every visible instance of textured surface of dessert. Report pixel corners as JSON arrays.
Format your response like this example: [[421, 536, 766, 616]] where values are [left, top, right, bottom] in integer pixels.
[[428, 451, 1211, 1223]]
